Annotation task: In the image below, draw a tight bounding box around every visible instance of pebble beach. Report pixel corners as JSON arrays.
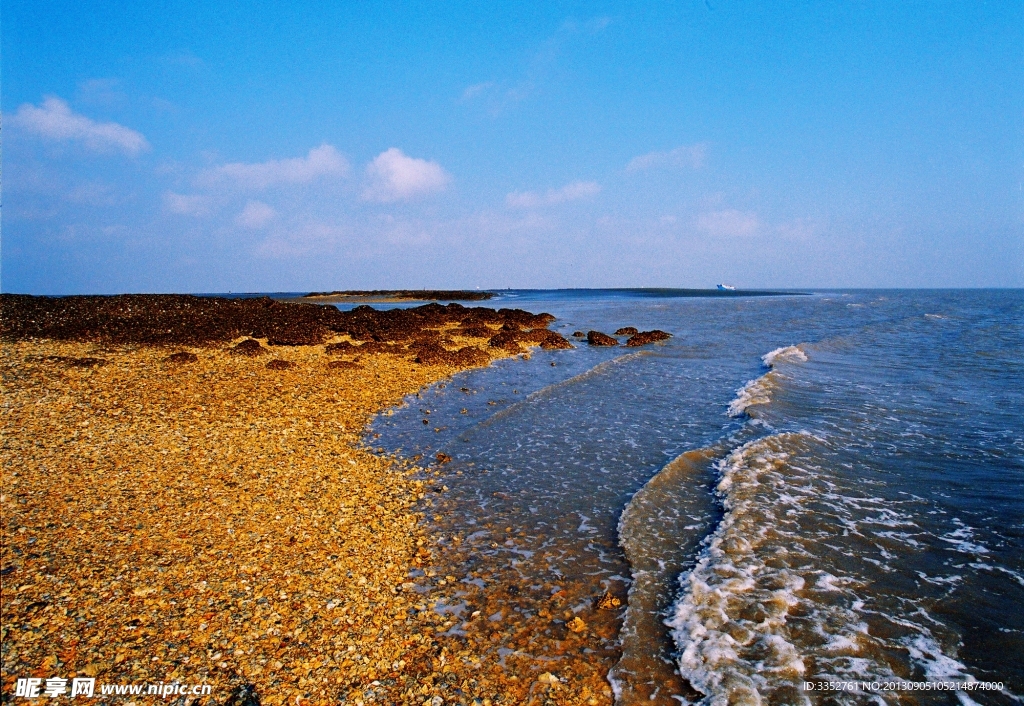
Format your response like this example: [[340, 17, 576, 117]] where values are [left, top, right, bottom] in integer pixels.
[[0, 295, 601, 706]]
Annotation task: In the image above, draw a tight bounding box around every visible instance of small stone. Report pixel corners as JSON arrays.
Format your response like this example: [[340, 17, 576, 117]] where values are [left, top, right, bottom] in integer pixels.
[[567, 616, 586, 633]]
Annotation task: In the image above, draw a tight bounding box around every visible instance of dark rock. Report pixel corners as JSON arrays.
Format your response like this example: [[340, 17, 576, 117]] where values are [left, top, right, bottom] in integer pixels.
[[450, 346, 490, 366], [587, 331, 619, 346], [165, 351, 198, 364], [415, 343, 490, 367], [614, 327, 639, 336], [412, 342, 449, 364], [230, 339, 266, 356], [436, 452, 452, 464], [324, 341, 358, 354], [626, 330, 672, 346], [487, 331, 524, 353], [572, 331, 585, 338], [453, 325, 493, 338], [0, 294, 563, 353], [327, 360, 361, 370], [265, 359, 295, 370], [539, 333, 574, 350], [31, 354, 105, 366]]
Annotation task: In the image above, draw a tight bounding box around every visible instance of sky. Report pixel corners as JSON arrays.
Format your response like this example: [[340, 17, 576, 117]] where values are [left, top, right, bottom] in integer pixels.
[[2, 1, 1022, 294]]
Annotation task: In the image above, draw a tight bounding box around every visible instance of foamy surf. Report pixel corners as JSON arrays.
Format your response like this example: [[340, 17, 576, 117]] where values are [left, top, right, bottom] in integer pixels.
[[727, 345, 806, 417], [667, 430, 991, 704]]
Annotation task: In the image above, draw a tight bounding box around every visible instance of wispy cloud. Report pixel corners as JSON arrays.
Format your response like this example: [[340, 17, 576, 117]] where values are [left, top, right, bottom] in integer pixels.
[[163, 192, 211, 217], [460, 82, 495, 101], [198, 144, 350, 190], [506, 181, 601, 209], [461, 16, 611, 115], [235, 201, 277, 229], [626, 143, 708, 172], [362, 148, 450, 202], [695, 209, 760, 237], [11, 97, 149, 156]]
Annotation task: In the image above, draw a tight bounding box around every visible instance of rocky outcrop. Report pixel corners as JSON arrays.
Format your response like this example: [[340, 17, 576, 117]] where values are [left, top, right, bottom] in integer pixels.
[[0, 294, 558, 348], [614, 327, 639, 336], [587, 331, 619, 346], [324, 341, 358, 354], [487, 331, 525, 353], [452, 324, 494, 338], [265, 359, 296, 370], [166, 351, 198, 363], [231, 339, 266, 356], [625, 330, 672, 346], [538, 332, 574, 350]]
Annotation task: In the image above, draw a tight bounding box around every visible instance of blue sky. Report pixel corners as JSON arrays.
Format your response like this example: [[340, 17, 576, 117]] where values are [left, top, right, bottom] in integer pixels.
[[3, 1, 1022, 293]]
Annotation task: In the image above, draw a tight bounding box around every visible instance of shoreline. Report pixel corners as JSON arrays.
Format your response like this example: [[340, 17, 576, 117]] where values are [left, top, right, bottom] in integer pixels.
[[0, 295, 599, 705]]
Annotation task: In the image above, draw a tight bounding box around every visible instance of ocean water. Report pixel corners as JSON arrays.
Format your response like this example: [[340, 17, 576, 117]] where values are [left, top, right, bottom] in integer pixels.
[[370, 289, 1024, 705]]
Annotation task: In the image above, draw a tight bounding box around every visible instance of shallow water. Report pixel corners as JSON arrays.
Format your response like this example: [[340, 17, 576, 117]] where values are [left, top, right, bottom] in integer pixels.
[[371, 289, 1024, 705]]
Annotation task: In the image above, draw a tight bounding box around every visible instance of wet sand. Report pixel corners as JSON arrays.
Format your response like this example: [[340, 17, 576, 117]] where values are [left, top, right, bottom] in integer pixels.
[[0, 296, 600, 705]]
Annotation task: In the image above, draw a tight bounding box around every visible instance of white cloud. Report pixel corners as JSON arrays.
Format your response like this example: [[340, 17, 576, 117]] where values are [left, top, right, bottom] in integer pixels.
[[11, 97, 149, 155], [235, 201, 277, 229], [506, 181, 601, 209], [362, 148, 451, 202], [695, 209, 760, 237], [626, 143, 708, 172], [163, 192, 210, 217], [199, 144, 350, 190]]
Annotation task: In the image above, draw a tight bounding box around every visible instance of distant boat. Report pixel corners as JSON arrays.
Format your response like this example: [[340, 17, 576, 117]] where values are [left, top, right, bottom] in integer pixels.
[[717, 283, 736, 291]]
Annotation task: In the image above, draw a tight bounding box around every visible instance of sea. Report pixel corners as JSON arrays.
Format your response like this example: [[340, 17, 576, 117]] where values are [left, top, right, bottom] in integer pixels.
[[357, 289, 1023, 705]]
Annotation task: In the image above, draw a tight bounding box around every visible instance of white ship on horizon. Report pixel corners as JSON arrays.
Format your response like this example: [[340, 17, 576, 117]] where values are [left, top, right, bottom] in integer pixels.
[[716, 283, 736, 291]]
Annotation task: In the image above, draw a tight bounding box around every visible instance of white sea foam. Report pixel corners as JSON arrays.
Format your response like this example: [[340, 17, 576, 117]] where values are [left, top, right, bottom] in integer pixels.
[[904, 634, 983, 706], [939, 522, 990, 555], [726, 374, 777, 417], [666, 432, 986, 705], [727, 345, 806, 417], [669, 434, 817, 703], [761, 345, 807, 367]]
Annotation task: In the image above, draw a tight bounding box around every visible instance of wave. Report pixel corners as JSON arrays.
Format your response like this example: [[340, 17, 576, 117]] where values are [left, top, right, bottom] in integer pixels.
[[666, 431, 987, 705], [727, 345, 806, 418], [761, 345, 808, 367], [611, 447, 722, 704]]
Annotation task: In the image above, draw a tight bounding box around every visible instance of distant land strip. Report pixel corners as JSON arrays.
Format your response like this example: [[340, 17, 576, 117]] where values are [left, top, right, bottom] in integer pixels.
[[301, 289, 495, 302]]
